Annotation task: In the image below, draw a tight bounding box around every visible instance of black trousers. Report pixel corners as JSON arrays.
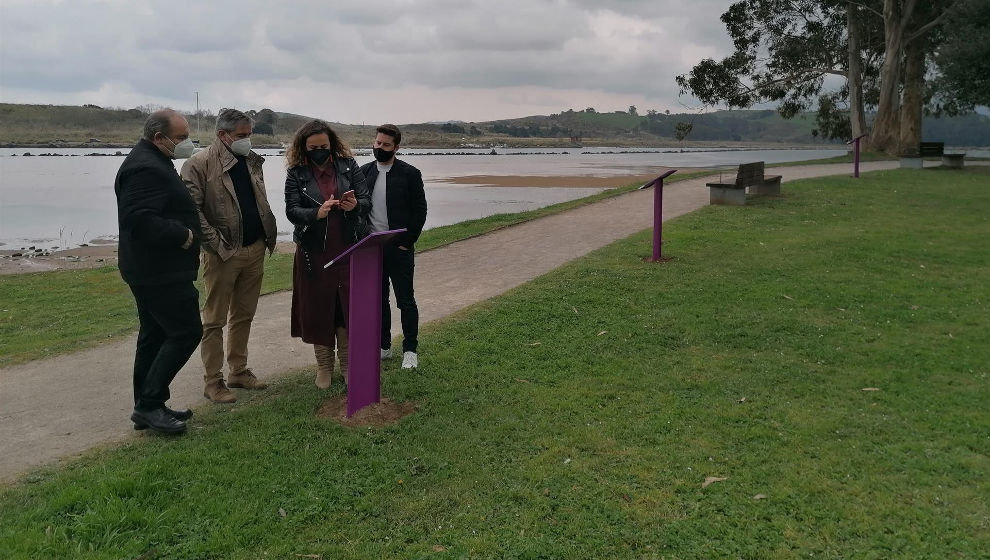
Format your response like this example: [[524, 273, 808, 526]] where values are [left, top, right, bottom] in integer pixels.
[[381, 245, 419, 353], [129, 282, 203, 412]]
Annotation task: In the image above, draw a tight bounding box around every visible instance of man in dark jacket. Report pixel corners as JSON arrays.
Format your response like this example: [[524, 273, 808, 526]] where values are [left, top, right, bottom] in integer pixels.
[[360, 124, 428, 369], [115, 109, 203, 434]]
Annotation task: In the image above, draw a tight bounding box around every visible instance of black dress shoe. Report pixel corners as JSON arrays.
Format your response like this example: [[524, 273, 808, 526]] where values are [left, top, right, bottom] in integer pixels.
[[131, 408, 187, 434], [134, 407, 192, 430], [166, 407, 193, 421]]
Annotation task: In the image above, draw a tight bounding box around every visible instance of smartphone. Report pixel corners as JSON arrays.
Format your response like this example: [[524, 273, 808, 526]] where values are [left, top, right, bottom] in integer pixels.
[[341, 190, 355, 198]]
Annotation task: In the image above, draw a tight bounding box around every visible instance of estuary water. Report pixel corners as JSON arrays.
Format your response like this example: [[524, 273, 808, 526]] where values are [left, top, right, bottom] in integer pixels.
[[0, 146, 852, 249]]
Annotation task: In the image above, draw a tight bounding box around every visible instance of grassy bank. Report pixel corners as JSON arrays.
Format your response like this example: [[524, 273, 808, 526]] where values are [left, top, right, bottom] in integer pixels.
[[2, 168, 987, 558], [0, 172, 709, 368], [770, 151, 990, 166], [771, 151, 897, 165]]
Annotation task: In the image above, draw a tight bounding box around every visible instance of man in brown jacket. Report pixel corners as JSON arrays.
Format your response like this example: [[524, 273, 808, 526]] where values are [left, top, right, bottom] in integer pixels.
[[181, 108, 278, 403]]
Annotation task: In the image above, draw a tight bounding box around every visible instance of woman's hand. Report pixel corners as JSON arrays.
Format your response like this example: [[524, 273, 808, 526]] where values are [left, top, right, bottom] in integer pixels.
[[317, 195, 338, 219]]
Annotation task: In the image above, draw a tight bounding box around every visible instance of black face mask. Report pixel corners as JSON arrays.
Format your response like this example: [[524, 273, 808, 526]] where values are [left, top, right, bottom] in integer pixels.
[[373, 147, 395, 163], [307, 148, 332, 166]]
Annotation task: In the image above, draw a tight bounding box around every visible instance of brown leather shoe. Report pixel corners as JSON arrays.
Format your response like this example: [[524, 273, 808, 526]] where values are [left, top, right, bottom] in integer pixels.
[[228, 369, 267, 390], [204, 379, 237, 403]]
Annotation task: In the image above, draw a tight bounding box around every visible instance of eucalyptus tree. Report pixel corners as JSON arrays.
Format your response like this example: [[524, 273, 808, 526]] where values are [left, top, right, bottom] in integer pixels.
[[677, 0, 965, 154], [676, 0, 876, 142], [870, 0, 957, 154]]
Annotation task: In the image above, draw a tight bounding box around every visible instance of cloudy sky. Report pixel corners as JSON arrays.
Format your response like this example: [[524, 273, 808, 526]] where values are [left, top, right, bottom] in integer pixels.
[[0, 0, 736, 124]]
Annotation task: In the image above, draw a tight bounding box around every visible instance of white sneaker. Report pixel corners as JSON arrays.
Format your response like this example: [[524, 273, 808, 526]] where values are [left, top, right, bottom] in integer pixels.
[[380, 348, 393, 360], [401, 351, 418, 369]]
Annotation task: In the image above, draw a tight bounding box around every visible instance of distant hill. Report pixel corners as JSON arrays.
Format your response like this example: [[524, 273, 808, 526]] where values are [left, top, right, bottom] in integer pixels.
[[467, 108, 990, 146], [1, 103, 987, 148], [0, 103, 359, 147]]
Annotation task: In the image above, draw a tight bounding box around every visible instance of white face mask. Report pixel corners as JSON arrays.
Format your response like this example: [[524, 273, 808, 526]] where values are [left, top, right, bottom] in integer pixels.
[[229, 137, 252, 156], [164, 136, 196, 159]]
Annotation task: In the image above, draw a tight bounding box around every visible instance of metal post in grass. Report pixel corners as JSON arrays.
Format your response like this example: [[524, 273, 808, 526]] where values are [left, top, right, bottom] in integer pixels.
[[847, 134, 867, 178], [638, 169, 677, 262], [325, 228, 407, 417]]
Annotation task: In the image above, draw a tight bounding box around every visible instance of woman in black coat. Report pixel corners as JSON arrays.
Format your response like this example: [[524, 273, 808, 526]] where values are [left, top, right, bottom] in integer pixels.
[[284, 120, 370, 389]]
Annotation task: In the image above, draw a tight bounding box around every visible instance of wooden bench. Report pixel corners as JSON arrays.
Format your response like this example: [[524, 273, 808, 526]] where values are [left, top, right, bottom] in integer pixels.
[[706, 162, 782, 206]]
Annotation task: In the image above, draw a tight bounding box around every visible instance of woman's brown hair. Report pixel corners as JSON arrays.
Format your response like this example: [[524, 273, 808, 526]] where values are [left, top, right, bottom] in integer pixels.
[[285, 119, 353, 168]]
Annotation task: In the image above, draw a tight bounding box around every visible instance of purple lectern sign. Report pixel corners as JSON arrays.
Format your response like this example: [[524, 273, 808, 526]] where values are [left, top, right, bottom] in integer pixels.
[[638, 169, 677, 262], [325, 228, 407, 416], [846, 134, 867, 178]]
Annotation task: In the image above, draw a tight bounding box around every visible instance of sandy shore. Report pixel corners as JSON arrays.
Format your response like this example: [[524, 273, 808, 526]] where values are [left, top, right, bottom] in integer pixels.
[[0, 244, 121, 275], [0, 171, 681, 275], [0, 242, 298, 276]]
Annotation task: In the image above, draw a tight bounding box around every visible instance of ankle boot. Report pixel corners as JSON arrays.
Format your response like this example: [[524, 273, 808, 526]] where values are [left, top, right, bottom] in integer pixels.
[[314, 344, 334, 389], [335, 327, 349, 382], [204, 377, 236, 403]]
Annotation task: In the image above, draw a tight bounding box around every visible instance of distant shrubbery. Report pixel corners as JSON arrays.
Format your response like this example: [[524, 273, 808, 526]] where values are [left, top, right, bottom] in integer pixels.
[[489, 123, 574, 138], [2, 103, 988, 147], [462, 108, 990, 145]]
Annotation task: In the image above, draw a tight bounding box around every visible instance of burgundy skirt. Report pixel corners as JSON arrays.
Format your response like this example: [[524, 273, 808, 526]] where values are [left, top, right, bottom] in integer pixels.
[[290, 245, 349, 346]]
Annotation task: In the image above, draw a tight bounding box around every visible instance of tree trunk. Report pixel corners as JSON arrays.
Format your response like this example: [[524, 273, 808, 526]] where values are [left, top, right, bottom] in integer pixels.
[[847, 4, 868, 143], [898, 38, 926, 155], [870, 0, 910, 155]]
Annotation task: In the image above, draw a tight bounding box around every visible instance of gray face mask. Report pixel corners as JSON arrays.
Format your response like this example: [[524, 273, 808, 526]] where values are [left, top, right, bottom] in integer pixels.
[[164, 135, 196, 159], [229, 137, 252, 156]]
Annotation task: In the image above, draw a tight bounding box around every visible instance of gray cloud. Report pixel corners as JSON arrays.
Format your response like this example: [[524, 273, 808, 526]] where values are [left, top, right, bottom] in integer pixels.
[[0, 0, 737, 121]]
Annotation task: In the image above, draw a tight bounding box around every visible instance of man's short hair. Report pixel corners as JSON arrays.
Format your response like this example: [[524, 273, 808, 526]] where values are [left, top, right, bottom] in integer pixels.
[[216, 108, 254, 133], [376, 123, 401, 145], [143, 109, 180, 141]]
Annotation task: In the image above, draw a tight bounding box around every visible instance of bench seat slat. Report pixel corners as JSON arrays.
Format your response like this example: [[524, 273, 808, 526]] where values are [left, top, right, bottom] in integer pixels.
[[705, 180, 746, 189]]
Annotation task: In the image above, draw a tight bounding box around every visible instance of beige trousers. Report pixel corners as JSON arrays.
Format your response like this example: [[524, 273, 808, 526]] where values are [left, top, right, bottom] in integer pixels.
[[200, 239, 266, 382]]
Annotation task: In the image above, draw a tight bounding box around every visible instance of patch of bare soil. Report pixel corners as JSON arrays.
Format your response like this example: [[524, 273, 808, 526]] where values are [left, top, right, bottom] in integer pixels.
[[316, 396, 417, 427]]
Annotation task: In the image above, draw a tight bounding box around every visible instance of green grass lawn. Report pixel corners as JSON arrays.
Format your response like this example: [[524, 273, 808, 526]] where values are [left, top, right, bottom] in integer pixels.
[[2, 168, 987, 558], [770, 151, 898, 166], [0, 172, 711, 368], [770, 152, 990, 167]]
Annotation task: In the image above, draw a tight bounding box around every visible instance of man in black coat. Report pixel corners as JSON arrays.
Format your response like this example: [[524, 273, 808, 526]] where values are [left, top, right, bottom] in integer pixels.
[[360, 124, 428, 369], [115, 109, 203, 434]]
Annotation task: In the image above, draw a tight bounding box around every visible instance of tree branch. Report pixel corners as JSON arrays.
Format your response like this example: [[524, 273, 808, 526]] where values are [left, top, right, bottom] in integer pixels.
[[843, 1, 883, 19], [734, 67, 847, 101], [907, 2, 956, 44], [789, 67, 847, 78]]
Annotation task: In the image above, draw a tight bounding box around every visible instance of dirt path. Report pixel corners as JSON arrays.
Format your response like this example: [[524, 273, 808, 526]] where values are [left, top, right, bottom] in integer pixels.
[[0, 162, 903, 481]]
